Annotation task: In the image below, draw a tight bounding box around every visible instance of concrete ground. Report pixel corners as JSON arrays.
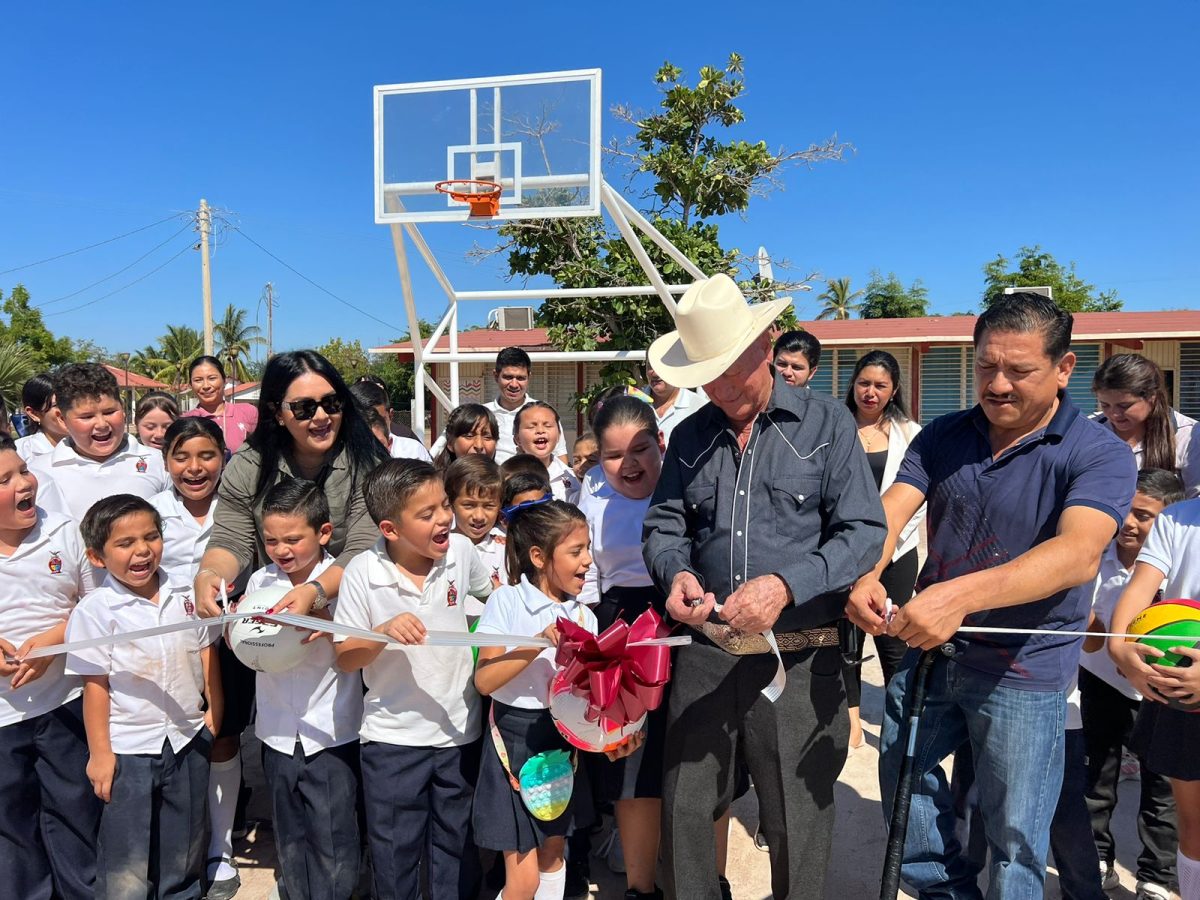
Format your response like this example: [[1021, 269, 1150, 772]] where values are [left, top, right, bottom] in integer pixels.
[[231, 650, 1170, 899]]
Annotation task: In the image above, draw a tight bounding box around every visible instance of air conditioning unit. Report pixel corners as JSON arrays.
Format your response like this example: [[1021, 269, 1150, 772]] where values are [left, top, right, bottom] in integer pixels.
[[492, 307, 535, 330]]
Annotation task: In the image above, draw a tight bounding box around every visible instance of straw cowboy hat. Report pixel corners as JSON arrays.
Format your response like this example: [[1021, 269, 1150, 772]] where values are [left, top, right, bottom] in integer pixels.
[[648, 274, 792, 389]]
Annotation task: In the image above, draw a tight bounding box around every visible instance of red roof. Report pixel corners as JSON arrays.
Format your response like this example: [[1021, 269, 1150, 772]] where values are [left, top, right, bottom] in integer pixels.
[[373, 328, 555, 358], [103, 365, 173, 391]]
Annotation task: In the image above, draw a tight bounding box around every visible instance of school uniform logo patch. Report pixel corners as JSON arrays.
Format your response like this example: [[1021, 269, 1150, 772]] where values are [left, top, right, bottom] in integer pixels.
[[447, 580, 458, 607], [135, 458, 148, 473], [47, 551, 63, 574], [183, 596, 196, 616]]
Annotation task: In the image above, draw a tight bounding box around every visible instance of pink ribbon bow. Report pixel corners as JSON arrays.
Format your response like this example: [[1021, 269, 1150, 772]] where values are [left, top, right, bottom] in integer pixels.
[[554, 608, 673, 733]]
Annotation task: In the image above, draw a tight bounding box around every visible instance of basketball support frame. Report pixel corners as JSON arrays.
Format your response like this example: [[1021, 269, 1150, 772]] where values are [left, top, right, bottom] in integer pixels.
[[383, 180, 707, 433]]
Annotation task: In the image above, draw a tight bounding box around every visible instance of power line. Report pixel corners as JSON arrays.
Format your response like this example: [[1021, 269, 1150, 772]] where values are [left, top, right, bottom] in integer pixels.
[[44, 242, 194, 318], [223, 221, 404, 332], [34, 222, 195, 308], [0, 213, 189, 276]]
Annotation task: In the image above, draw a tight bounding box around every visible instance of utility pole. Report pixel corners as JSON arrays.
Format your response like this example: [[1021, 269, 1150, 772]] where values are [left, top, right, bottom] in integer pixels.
[[264, 282, 275, 359], [199, 199, 214, 355]]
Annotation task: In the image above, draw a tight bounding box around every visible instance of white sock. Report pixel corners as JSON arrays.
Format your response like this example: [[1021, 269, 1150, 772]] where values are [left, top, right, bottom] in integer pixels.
[[206, 753, 241, 881], [534, 863, 566, 900], [1180, 850, 1200, 900]]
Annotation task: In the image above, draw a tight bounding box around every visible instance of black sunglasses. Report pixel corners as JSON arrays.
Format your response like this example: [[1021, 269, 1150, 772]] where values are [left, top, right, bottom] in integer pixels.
[[281, 393, 343, 421]]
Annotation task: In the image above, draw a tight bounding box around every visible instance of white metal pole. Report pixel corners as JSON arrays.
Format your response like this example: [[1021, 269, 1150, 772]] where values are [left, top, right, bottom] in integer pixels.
[[608, 187, 708, 281], [600, 182, 678, 317], [388, 222, 426, 440], [454, 284, 692, 301], [449, 303, 460, 406]]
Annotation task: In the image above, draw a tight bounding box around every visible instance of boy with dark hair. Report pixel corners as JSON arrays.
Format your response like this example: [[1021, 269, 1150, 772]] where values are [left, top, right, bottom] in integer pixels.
[[772, 330, 822, 389], [445, 455, 505, 595], [499, 452, 548, 483], [29, 363, 169, 522], [66, 494, 221, 899]]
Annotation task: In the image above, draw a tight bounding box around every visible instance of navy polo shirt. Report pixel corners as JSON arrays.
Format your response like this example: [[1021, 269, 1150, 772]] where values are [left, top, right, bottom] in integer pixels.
[[895, 391, 1137, 691]]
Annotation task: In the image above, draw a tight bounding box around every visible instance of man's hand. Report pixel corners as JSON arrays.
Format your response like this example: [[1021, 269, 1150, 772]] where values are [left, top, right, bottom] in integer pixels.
[[846, 577, 889, 636], [194, 569, 226, 619], [887, 581, 968, 650], [378, 612, 426, 646], [720, 575, 790, 634], [665, 571, 715, 626], [87, 751, 117, 803]]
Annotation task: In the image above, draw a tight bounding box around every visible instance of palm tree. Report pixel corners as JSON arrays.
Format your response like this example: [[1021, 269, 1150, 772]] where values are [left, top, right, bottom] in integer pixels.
[[140, 325, 203, 389], [0, 340, 36, 414], [815, 278, 864, 320], [214, 305, 265, 383]]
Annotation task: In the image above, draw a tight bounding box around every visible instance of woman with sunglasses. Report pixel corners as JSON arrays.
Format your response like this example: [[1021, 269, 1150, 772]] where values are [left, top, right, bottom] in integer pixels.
[[191, 350, 387, 897]]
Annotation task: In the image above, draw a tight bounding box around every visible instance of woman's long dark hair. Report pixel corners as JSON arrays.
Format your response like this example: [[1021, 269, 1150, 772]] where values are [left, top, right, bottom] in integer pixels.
[[21, 374, 56, 434], [1092, 353, 1175, 472], [247, 350, 387, 497], [844, 350, 910, 424]]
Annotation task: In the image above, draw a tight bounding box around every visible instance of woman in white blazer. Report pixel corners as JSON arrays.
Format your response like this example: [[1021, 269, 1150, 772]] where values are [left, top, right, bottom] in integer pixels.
[[843, 350, 925, 748]]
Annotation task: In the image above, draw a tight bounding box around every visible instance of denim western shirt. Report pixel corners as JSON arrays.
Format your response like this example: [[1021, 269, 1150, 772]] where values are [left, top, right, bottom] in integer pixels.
[[642, 379, 888, 632], [895, 391, 1137, 691]]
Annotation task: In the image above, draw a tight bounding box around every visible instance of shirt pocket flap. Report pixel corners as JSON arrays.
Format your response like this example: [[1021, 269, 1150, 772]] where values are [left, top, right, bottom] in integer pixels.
[[769, 476, 823, 537]]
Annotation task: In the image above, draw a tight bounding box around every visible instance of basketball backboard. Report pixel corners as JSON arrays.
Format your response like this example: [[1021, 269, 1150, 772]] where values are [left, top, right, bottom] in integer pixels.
[[374, 69, 602, 224]]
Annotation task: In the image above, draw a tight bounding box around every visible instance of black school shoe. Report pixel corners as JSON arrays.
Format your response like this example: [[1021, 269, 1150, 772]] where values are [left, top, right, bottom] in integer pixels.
[[564, 858, 591, 900]]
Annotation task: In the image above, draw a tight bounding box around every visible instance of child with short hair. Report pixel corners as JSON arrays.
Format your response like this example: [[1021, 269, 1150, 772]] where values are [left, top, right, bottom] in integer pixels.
[[571, 432, 599, 482], [513, 402, 579, 502], [29, 363, 169, 522], [1109, 484, 1200, 900], [151, 417, 225, 584], [65, 494, 221, 899], [0, 435, 100, 900], [445, 455, 506, 596], [501, 452, 550, 483], [501, 473, 553, 525], [334, 459, 493, 900], [249, 478, 364, 900], [134, 392, 179, 451]]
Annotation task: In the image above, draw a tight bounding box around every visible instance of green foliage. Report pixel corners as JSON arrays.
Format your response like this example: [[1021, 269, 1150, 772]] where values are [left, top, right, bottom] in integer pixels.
[[132, 324, 203, 388], [858, 271, 930, 319], [815, 278, 865, 320], [316, 338, 371, 382], [214, 305, 265, 382], [982, 246, 1121, 313], [0, 340, 37, 412], [0, 285, 77, 369]]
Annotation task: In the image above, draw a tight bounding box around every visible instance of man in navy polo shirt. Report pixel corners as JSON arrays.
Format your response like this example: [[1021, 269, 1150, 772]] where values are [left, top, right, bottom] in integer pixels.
[[847, 292, 1137, 898]]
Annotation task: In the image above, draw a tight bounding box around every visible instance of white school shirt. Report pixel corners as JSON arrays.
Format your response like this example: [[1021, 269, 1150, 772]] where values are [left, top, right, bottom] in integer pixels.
[[466, 527, 508, 615], [545, 457, 580, 504], [65, 575, 216, 754], [334, 535, 492, 747], [475, 576, 598, 709], [151, 489, 217, 584], [1137, 497, 1200, 600], [428, 396, 570, 463], [389, 435, 432, 463], [29, 436, 170, 522], [247, 555, 363, 755], [577, 467, 653, 607], [15, 431, 55, 462], [1079, 545, 1146, 702], [0, 511, 93, 726], [1095, 408, 1199, 497], [648, 386, 707, 446]]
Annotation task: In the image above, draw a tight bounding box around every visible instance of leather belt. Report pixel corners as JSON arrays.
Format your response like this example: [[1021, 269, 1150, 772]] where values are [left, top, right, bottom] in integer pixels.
[[774, 626, 840, 653]]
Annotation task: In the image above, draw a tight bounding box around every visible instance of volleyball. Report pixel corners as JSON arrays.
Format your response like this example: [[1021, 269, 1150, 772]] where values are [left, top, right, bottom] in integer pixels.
[[549, 675, 646, 753], [227, 586, 311, 674], [1127, 598, 1200, 713]]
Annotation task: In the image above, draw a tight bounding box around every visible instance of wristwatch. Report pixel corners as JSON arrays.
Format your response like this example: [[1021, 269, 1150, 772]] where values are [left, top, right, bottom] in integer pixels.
[[308, 580, 329, 611]]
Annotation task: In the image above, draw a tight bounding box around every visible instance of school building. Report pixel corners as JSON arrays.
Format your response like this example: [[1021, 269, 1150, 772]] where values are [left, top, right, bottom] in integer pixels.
[[376, 310, 1200, 435]]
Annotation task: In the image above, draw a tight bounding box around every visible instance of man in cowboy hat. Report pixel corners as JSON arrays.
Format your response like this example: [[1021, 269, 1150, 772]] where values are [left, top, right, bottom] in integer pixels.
[[643, 274, 888, 900]]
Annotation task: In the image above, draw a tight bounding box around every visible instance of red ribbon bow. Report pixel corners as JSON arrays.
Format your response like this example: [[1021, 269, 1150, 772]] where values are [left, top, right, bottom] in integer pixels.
[[553, 608, 673, 733]]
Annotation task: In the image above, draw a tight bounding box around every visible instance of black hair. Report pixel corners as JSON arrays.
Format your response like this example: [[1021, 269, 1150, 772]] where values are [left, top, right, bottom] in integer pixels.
[[1093, 354, 1175, 473], [500, 453, 547, 482], [363, 458, 443, 525], [587, 384, 633, 430], [261, 478, 331, 531], [495, 347, 532, 373], [444, 454, 502, 503], [1135, 468, 1185, 507], [21, 374, 56, 433], [503, 499, 587, 587], [513, 400, 561, 444], [592, 395, 658, 446], [162, 415, 226, 459], [845, 350, 910, 424], [974, 292, 1073, 362], [248, 350, 388, 498], [574, 431, 598, 448], [0, 397, 9, 439], [0, 434, 15, 453], [135, 391, 179, 425], [189, 355, 227, 380], [432, 403, 498, 471], [81, 494, 162, 554], [354, 373, 387, 389], [773, 330, 822, 369], [53, 363, 120, 413], [361, 405, 389, 436], [349, 380, 390, 412], [500, 472, 551, 509]]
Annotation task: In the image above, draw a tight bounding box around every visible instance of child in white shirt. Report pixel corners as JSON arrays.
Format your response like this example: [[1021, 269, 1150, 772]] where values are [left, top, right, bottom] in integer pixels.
[[445, 454, 506, 603], [335, 459, 492, 900], [66, 494, 221, 899], [0, 435, 99, 899], [151, 417, 225, 584], [513, 401, 579, 502]]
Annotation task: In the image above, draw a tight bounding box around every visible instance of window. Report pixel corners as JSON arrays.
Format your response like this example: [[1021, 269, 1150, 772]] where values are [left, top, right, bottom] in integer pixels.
[[1181, 343, 1200, 419], [1067, 343, 1101, 412], [919, 346, 971, 424], [808, 348, 862, 400]]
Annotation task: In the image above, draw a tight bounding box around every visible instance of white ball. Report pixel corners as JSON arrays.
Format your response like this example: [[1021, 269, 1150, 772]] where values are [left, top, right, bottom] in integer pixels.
[[549, 679, 646, 753], [227, 586, 311, 674]]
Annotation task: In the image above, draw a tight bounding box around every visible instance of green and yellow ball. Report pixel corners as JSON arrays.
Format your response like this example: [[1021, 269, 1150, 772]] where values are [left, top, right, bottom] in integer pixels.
[[1126, 598, 1200, 713]]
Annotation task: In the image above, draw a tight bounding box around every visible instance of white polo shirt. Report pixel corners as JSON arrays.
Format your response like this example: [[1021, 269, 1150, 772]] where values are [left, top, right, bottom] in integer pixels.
[[1080, 545, 1144, 701], [546, 458, 580, 504], [29, 436, 170, 523], [334, 534, 492, 748], [15, 431, 55, 462], [577, 468, 654, 607], [468, 527, 508, 597], [0, 511, 93, 726], [246, 555, 363, 756], [649, 386, 707, 446], [151, 489, 217, 584], [389, 435, 432, 463], [65, 575, 216, 754], [474, 576, 597, 710]]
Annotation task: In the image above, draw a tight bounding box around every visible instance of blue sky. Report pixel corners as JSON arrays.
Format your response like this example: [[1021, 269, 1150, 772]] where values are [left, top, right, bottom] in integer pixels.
[[2, 2, 1197, 360]]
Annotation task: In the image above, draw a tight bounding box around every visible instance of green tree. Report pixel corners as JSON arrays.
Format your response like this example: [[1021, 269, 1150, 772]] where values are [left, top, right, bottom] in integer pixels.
[[0, 340, 37, 412], [982, 246, 1121, 312], [135, 325, 203, 388], [858, 271, 930, 319], [0, 285, 77, 369], [214, 305, 265, 382], [317, 338, 371, 382], [815, 278, 865, 320]]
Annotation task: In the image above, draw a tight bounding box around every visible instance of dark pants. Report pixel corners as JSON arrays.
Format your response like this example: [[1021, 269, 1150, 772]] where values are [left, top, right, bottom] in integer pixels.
[[361, 740, 480, 900], [662, 641, 848, 900], [1080, 668, 1177, 886], [843, 549, 919, 706], [1049, 729, 1106, 900], [97, 728, 211, 900], [0, 697, 101, 900], [263, 740, 361, 900]]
